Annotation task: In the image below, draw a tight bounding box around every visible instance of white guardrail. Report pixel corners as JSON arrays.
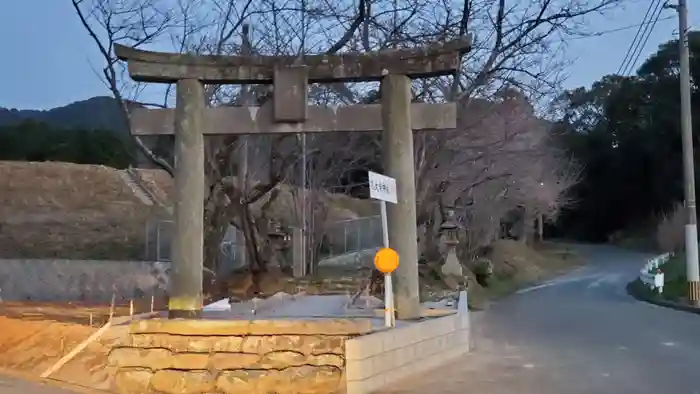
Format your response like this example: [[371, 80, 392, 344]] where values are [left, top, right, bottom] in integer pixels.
[[639, 252, 672, 294]]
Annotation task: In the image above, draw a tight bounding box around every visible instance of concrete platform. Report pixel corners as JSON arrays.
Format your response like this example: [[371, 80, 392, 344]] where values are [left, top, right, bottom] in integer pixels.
[[203, 293, 457, 327], [344, 291, 471, 394]]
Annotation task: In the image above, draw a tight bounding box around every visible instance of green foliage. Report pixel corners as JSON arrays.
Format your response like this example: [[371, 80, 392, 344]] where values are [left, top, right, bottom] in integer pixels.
[[0, 120, 134, 168], [659, 253, 688, 301], [553, 31, 700, 240], [628, 254, 687, 302], [473, 258, 494, 287]]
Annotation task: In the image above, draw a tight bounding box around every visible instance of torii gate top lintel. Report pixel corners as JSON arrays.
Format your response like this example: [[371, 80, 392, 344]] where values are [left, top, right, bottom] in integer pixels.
[[113, 36, 472, 84]]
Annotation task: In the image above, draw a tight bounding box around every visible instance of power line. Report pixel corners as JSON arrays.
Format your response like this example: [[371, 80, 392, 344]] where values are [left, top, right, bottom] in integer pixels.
[[616, 0, 661, 75], [568, 16, 674, 40], [621, 0, 666, 76]]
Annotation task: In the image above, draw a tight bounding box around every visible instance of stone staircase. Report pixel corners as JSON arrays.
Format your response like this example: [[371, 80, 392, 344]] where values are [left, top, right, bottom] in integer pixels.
[[119, 170, 153, 206], [122, 168, 173, 215]]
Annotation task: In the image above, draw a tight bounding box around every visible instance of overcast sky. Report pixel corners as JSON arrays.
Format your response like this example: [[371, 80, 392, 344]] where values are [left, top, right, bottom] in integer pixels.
[[0, 0, 697, 110]]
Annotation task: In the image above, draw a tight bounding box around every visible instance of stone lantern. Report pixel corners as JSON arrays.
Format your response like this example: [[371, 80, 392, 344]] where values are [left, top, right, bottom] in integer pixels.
[[439, 207, 465, 286], [269, 221, 291, 244], [440, 207, 460, 248], [268, 221, 291, 272]]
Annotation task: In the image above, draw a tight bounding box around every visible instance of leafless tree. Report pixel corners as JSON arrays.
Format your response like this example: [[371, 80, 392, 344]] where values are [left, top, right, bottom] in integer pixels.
[[415, 88, 582, 262], [71, 0, 612, 282], [70, 0, 377, 281]]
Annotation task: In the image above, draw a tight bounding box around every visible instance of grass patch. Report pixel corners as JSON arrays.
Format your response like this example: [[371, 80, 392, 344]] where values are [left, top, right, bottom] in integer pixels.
[[481, 273, 521, 299], [658, 252, 687, 301], [470, 244, 582, 307], [629, 253, 687, 302]]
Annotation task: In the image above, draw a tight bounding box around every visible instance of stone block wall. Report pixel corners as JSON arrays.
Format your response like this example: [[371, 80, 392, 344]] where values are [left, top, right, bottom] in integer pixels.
[[108, 318, 373, 394]]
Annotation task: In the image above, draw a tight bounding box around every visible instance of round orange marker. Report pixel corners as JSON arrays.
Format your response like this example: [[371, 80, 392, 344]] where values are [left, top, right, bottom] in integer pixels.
[[374, 247, 399, 273]]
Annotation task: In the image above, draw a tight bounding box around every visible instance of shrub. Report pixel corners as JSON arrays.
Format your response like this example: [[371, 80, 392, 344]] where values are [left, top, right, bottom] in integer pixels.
[[473, 257, 494, 287], [655, 203, 685, 253]]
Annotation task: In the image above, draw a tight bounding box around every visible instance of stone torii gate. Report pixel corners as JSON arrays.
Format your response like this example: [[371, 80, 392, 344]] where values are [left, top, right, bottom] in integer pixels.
[[115, 36, 471, 319]]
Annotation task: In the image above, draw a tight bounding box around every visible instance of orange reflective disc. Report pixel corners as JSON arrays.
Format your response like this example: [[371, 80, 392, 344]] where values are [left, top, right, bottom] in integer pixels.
[[374, 247, 399, 273]]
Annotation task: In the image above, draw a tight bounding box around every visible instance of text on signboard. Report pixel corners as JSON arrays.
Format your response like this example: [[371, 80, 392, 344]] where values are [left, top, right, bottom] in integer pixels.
[[370, 180, 391, 195]]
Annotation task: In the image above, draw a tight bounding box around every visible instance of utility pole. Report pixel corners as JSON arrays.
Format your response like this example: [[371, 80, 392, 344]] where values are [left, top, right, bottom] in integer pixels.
[[669, 0, 700, 305]]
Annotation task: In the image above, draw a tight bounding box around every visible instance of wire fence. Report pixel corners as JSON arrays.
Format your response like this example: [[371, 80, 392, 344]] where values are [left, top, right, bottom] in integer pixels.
[[145, 215, 383, 271], [144, 220, 246, 275], [318, 215, 383, 259]]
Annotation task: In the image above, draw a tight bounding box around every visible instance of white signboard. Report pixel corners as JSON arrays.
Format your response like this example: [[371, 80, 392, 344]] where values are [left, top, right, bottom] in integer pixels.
[[368, 171, 397, 204]]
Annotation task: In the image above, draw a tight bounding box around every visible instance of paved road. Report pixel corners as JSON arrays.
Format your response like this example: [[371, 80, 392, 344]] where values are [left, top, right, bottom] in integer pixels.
[[383, 244, 700, 394]]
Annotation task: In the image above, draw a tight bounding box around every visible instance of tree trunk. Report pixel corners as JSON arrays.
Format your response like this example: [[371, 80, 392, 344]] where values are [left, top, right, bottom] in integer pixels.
[[203, 221, 226, 273], [521, 206, 535, 245], [202, 203, 230, 298], [240, 203, 263, 272], [418, 206, 442, 264]]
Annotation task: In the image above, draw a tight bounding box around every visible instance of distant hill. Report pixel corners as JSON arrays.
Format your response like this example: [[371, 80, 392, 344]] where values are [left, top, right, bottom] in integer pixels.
[[0, 96, 128, 134], [0, 96, 166, 168]]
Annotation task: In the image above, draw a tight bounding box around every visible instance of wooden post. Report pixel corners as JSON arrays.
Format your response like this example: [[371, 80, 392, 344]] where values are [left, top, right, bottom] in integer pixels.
[[109, 292, 116, 321], [40, 320, 114, 379], [169, 78, 205, 318], [381, 74, 421, 320]]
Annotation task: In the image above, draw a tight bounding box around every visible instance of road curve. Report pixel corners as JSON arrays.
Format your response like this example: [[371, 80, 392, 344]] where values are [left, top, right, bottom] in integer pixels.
[[383, 244, 700, 394]]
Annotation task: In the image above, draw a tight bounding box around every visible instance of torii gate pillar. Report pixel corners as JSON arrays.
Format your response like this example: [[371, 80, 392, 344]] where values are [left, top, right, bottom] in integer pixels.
[[382, 75, 420, 319], [170, 79, 205, 318]]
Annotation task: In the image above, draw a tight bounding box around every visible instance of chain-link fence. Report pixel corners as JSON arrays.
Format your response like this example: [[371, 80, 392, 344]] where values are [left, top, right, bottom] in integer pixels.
[[144, 220, 172, 263], [144, 219, 246, 275], [318, 215, 383, 259], [145, 215, 383, 271]]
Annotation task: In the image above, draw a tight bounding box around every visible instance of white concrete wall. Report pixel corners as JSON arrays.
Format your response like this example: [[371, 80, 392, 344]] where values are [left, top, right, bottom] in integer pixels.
[[0, 259, 169, 302], [344, 291, 471, 394]]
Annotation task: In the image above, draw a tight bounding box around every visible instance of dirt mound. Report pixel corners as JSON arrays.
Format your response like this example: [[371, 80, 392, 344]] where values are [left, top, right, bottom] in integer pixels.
[[468, 240, 580, 303], [0, 161, 165, 259], [133, 168, 377, 222], [481, 240, 576, 280], [0, 316, 127, 390], [422, 240, 580, 309], [487, 240, 546, 280], [0, 161, 138, 213]]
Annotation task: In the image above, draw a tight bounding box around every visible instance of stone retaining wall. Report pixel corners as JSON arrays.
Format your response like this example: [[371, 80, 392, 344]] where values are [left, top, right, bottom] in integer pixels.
[[0, 259, 169, 302], [0, 254, 373, 303], [108, 318, 373, 394], [106, 293, 471, 394]]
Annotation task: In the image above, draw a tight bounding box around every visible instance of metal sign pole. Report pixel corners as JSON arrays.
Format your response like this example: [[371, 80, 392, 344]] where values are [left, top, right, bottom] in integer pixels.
[[380, 201, 395, 327], [381, 201, 389, 247], [369, 170, 398, 328]]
